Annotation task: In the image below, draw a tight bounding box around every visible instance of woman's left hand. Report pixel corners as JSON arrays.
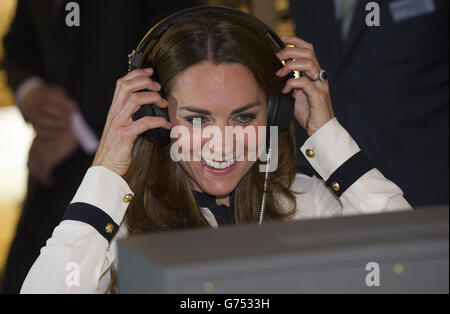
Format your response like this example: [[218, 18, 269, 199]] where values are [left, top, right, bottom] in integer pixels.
[[276, 35, 335, 137]]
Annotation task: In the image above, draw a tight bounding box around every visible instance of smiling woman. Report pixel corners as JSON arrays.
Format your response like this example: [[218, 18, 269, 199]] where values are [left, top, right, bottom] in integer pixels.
[[123, 12, 299, 233], [20, 7, 411, 294]]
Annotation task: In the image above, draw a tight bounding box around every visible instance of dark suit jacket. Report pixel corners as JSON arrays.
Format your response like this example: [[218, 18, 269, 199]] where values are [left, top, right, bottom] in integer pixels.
[[291, 0, 449, 206], [2, 0, 199, 136]]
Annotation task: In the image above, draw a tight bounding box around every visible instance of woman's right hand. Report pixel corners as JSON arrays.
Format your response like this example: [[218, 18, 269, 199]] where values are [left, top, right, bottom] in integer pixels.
[[92, 68, 171, 177]]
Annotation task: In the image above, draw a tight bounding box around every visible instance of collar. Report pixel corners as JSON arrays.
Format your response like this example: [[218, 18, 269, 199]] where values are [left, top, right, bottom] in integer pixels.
[[192, 190, 235, 226]]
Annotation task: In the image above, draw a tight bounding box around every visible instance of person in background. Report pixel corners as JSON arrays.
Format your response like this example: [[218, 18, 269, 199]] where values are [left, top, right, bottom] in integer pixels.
[[290, 0, 449, 207], [1, 0, 199, 294]]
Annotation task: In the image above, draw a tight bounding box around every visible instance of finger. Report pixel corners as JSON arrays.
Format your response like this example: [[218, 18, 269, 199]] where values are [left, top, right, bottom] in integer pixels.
[[38, 103, 74, 122], [34, 108, 69, 125], [276, 58, 321, 80], [282, 77, 325, 105], [35, 109, 70, 127], [112, 68, 155, 102], [106, 68, 158, 133], [34, 128, 62, 139], [119, 116, 172, 142], [280, 35, 314, 51], [42, 86, 79, 113], [118, 92, 168, 125], [121, 67, 154, 82], [34, 116, 70, 132], [58, 98, 78, 114], [276, 47, 318, 66], [114, 76, 161, 113]]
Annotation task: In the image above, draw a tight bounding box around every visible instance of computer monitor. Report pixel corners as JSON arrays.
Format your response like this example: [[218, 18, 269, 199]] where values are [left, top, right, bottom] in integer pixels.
[[118, 206, 449, 293]]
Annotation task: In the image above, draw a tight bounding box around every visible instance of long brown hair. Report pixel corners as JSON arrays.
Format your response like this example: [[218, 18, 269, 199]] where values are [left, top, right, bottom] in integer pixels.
[[123, 13, 299, 234]]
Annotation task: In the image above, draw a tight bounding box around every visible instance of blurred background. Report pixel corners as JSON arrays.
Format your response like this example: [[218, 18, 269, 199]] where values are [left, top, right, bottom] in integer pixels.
[[0, 0, 448, 294], [0, 0, 34, 286], [0, 0, 294, 289]]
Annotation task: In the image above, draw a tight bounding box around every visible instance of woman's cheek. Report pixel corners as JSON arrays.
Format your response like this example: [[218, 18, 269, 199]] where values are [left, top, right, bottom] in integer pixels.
[[252, 122, 268, 162], [169, 122, 193, 162]]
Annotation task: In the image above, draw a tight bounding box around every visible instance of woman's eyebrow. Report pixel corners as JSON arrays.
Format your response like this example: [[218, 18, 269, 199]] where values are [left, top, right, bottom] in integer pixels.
[[179, 102, 261, 115], [179, 107, 211, 115], [230, 102, 261, 115]]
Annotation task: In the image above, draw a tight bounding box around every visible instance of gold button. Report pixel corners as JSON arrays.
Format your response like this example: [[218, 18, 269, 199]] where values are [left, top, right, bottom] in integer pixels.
[[123, 193, 134, 203], [331, 181, 340, 192], [105, 223, 115, 234], [203, 281, 215, 293], [306, 149, 315, 158], [393, 263, 405, 276]]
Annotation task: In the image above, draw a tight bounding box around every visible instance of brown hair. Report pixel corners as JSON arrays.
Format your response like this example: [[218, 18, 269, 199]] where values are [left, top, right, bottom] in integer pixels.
[[123, 13, 299, 234], [107, 12, 301, 294]]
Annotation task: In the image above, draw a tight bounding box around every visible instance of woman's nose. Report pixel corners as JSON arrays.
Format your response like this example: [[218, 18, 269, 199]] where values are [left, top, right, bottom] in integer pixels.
[[201, 123, 235, 160]]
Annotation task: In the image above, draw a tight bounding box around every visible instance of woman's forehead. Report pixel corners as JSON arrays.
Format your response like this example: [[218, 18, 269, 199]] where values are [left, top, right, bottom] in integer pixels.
[[170, 62, 265, 113]]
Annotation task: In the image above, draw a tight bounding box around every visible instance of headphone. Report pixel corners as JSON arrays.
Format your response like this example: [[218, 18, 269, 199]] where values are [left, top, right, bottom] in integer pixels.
[[128, 6, 296, 146]]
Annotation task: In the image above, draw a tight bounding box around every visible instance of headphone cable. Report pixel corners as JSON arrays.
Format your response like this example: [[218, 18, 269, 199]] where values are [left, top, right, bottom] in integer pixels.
[[258, 133, 274, 225]]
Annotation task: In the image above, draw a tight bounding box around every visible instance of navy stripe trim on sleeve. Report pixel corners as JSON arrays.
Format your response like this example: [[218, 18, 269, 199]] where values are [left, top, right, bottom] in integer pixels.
[[62, 202, 119, 242], [326, 151, 374, 198]]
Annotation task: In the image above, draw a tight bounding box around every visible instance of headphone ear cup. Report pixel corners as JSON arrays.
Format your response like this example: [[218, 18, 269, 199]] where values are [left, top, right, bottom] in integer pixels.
[[277, 94, 295, 131], [133, 104, 171, 146], [266, 95, 278, 128], [266, 95, 295, 131]]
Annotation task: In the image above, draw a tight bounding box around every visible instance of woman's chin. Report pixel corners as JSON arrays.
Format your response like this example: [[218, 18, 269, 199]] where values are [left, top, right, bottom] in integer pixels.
[[196, 161, 251, 196], [182, 160, 253, 197], [196, 179, 237, 197]]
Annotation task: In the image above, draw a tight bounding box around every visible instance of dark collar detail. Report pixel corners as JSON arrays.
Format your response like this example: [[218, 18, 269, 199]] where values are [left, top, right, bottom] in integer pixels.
[[192, 190, 235, 226]]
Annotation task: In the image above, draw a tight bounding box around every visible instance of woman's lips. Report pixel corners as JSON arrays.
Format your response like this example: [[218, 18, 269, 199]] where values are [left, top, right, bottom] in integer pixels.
[[201, 158, 239, 176]]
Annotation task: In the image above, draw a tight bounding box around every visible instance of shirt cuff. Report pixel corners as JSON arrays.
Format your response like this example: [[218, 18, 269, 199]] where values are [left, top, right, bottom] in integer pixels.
[[300, 118, 361, 181], [70, 110, 100, 154], [16, 76, 99, 155], [15, 76, 44, 111], [63, 166, 134, 241]]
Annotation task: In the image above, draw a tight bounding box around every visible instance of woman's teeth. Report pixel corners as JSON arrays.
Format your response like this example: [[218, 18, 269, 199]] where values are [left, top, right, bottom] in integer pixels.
[[202, 158, 236, 170]]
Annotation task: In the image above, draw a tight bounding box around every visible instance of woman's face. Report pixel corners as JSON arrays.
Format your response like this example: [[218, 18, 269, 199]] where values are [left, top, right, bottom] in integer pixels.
[[167, 62, 267, 199]]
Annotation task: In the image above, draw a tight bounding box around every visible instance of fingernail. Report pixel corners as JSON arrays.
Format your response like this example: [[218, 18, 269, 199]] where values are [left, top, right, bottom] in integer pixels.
[[276, 69, 283, 76], [144, 67, 153, 73]]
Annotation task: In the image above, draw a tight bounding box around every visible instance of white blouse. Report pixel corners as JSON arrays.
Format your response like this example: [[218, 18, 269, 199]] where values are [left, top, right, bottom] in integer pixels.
[[20, 118, 412, 293]]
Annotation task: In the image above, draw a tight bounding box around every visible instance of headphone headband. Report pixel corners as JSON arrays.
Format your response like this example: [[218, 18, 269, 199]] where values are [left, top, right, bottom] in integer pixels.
[[128, 6, 286, 71]]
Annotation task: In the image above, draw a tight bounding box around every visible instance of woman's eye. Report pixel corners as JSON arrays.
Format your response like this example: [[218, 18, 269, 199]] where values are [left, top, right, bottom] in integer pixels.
[[184, 116, 208, 125], [235, 113, 256, 125]]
